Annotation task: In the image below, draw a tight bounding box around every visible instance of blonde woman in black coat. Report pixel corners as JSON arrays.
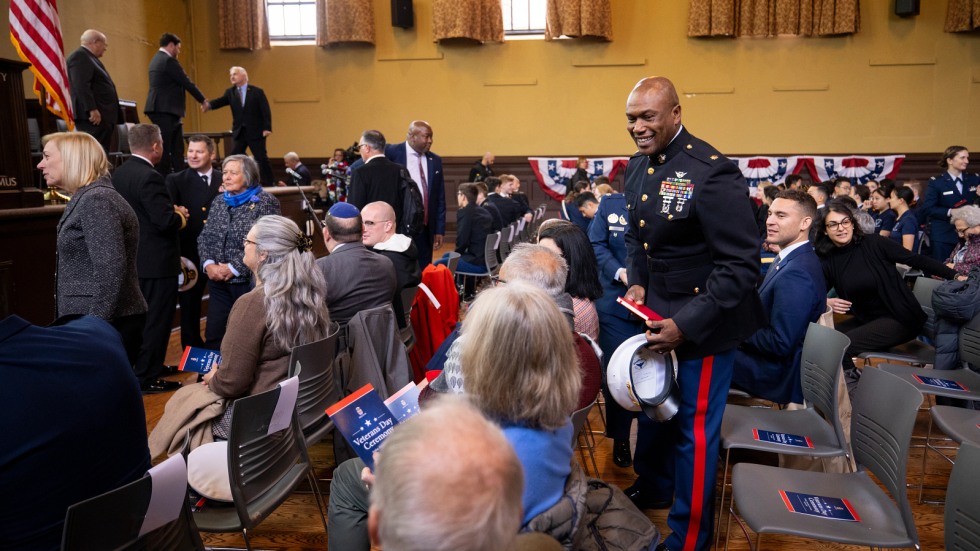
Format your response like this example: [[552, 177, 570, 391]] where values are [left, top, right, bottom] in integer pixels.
[[39, 132, 146, 363]]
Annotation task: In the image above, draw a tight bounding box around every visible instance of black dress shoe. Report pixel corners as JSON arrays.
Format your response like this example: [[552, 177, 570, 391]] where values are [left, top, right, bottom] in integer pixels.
[[162, 364, 180, 375], [613, 439, 633, 468], [141, 379, 182, 394], [624, 483, 672, 510], [655, 543, 670, 551]]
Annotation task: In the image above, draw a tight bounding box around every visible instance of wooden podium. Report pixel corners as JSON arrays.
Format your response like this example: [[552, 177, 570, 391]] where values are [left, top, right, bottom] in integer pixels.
[[0, 58, 44, 209]]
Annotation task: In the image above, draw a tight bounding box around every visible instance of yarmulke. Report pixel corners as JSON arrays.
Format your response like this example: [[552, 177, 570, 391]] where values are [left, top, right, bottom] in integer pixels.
[[328, 202, 360, 219]]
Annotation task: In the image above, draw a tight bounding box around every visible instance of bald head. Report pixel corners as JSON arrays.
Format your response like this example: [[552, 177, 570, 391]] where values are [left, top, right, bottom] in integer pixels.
[[361, 201, 397, 246], [407, 120, 434, 155], [80, 29, 108, 57], [626, 76, 682, 157], [229, 66, 248, 87]]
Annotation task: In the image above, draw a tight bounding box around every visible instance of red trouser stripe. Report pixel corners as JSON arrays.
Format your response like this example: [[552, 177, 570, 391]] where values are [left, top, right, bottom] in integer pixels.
[[682, 355, 713, 551]]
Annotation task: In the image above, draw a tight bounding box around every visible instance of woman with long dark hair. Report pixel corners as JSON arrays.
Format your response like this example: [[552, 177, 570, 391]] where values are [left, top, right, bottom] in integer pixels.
[[538, 222, 603, 340]]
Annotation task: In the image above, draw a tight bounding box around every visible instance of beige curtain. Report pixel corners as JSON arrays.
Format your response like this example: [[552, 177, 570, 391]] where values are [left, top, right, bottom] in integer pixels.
[[689, 0, 859, 38], [317, 0, 376, 45], [545, 0, 613, 41], [218, 0, 270, 50], [432, 0, 504, 43], [945, 0, 980, 32]]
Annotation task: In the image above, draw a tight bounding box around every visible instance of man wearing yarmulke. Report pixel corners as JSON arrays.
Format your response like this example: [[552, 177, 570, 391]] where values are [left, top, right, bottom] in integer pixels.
[[315, 202, 397, 326]]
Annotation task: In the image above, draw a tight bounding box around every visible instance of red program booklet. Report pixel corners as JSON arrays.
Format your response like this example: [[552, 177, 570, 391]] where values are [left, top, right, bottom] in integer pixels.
[[617, 296, 664, 321]]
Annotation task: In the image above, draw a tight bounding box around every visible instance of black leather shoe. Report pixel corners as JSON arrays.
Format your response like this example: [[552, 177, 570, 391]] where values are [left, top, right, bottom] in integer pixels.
[[162, 364, 180, 375], [141, 379, 182, 394], [655, 543, 671, 551], [624, 483, 672, 510], [613, 439, 632, 468]]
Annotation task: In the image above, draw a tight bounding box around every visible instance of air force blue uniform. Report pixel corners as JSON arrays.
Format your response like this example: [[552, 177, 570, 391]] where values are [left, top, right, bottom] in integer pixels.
[[921, 171, 979, 261], [625, 126, 763, 551], [588, 193, 643, 440], [732, 242, 827, 405]]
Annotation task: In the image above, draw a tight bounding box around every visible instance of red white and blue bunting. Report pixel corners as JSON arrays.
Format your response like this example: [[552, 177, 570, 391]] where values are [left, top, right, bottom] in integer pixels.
[[803, 155, 905, 185], [729, 156, 808, 188], [528, 157, 630, 201]]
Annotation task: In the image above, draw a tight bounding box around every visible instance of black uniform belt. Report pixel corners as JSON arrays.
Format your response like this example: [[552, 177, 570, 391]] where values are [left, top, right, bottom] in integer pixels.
[[647, 252, 713, 273]]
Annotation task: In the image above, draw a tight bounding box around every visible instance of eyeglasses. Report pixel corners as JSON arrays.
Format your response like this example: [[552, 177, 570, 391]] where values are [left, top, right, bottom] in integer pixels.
[[825, 218, 853, 231], [363, 219, 390, 227], [357, 143, 368, 150], [243, 237, 257, 247]]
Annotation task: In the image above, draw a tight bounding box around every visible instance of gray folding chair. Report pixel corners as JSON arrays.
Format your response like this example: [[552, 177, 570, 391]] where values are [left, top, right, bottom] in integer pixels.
[[730, 368, 922, 550], [717, 323, 852, 547], [456, 230, 500, 290], [288, 323, 341, 505], [570, 398, 599, 477], [398, 286, 419, 351], [858, 276, 941, 366], [443, 251, 461, 277], [62, 433, 204, 551], [192, 378, 327, 549], [945, 441, 980, 550]]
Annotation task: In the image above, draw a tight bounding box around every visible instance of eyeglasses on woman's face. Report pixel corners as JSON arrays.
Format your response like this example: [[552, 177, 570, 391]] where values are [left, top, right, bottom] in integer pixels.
[[825, 218, 853, 231]]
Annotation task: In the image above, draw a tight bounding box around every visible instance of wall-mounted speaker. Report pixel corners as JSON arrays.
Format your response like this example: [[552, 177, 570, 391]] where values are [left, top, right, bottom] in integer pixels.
[[392, 0, 414, 29], [895, 0, 919, 17]]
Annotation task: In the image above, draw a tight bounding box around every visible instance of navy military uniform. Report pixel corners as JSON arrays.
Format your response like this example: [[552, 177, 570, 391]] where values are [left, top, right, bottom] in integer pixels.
[[587, 193, 643, 441], [625, 126, 763, 551], [921, 171, 979, 261]]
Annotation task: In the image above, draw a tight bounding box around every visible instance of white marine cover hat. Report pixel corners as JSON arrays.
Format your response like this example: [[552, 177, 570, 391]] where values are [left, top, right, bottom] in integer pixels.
[[606, 333, 680, 422]]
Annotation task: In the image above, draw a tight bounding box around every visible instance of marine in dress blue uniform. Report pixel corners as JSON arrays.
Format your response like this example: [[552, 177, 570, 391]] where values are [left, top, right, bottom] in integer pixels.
[[622, 77, 764, 551], [921, 147, 979, 261], [587, 192, 643, 459]]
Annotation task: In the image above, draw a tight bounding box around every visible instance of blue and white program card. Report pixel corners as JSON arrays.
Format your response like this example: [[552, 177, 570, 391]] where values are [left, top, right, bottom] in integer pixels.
[[779, 490, 859, 521], [753, 429, 814, 448]]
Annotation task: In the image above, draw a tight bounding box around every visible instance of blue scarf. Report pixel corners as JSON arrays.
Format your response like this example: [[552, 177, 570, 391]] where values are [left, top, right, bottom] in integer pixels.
[[224, 185, 262, 208]]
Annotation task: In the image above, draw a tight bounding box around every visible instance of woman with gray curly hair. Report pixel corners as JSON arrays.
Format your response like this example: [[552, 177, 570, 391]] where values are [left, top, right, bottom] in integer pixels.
[[203, 214, 331, 437], [948, 205, 980, 276], [198, 154, 280, 349]]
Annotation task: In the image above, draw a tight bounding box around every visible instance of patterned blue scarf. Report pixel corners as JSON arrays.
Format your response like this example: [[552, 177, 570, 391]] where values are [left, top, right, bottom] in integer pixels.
[[224, 185, 262, 208]]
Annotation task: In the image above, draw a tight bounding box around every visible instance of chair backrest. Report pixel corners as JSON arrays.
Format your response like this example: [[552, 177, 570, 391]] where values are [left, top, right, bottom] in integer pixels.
[[484, 231, 501, 274], [444, 251, 461, 276], [850, 368, 922, 546], [569, 400, 596, 444], [27, 118, 41, 153], [117, 123, 133, 154], [945, 441, 980, 549], [799, 322, 850, 425], [226, 377, 310, 529], [913, 276, 943, 339], [288, 323, 341, 442], [62, 439, 203, 551], [959, 311, 980, 368], [400, 286, 419, 329]]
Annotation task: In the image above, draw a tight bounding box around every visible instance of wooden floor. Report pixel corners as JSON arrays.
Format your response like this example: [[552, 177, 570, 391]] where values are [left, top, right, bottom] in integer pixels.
[[149, 333, 956, 550]]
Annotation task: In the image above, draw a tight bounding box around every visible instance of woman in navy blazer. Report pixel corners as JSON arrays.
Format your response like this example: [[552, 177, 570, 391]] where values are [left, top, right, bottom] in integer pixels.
[[922, 146, 980, 261]]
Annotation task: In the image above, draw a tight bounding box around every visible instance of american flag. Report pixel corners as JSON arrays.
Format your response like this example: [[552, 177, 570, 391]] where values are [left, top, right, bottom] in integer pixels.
[[9, 0, 75, 129]]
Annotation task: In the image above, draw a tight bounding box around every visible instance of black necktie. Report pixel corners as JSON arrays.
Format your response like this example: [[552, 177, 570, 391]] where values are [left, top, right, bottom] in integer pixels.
[[201, 173, 209, 186]]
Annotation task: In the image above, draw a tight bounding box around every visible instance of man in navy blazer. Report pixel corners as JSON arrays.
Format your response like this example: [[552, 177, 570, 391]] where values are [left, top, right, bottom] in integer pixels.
[[66, 29, 121, 152], [144, 33, 207, 175], [204, 66, 274, 186], [732, 189, 827, 404], [385, 120, 446, 267], [922, 146, 979, 261]]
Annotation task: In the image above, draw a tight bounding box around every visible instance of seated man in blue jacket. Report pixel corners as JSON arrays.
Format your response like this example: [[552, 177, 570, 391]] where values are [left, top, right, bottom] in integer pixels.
[[732, 189, 827, 404]]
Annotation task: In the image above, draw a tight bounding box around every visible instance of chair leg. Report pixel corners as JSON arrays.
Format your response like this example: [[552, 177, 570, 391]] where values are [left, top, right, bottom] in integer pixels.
[[918, 414, 933, 504], [583, 420, 600, 476], [715, 448, 731, 550], [308, 471, 329, 533], [241, 527, 253, 551], [576, 432, 591, 477]]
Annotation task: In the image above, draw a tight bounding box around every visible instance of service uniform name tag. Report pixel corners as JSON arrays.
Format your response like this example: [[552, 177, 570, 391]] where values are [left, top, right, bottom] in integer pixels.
[[659, 178, 694, 216]]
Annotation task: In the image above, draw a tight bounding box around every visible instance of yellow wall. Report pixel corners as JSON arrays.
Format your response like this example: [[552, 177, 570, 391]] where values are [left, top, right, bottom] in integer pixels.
[[5, 1, 980, 158]]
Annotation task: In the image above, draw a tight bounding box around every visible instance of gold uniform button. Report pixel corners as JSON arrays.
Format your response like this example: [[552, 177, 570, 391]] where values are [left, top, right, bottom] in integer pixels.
[[644, 243, 649, 251], [647, 167, 654, 175], [686, 144, 692, 150], [668, 214, 674, 220], [710, 155, 719, 160], [639, 220, 646, 228], [694, 287, 700, 294], [202, 207, 207, 211], [641, 194, 648, 202]]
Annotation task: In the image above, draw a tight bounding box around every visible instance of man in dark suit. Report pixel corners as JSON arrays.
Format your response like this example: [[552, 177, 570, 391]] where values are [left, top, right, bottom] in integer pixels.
[[922, 146, 980, 261], [622, 77, 764, 551], [204, 66, 274, 185], [385, 120, 446, 267], [166, 134, 221, 349], [278, 151, 312, 187], [349, 130, 405, 225], [66, 29, 121, 152], [144, 33, 207, 175], [315, 203, 397, 326], [483, 176, 520, 226], [732, 190, 827, 405], [112, 124, 186, 394], [361, 201, 422, 330]]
